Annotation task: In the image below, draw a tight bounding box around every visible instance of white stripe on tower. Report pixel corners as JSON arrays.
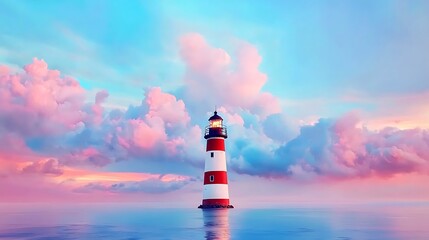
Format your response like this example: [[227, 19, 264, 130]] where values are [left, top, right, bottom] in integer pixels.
[[203, 184, 230, 199], [204, 151, 227, 172]]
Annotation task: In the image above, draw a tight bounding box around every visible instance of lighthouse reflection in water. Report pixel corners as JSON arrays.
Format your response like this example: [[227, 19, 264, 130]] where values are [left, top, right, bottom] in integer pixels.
[[203, 209, 231, 240]]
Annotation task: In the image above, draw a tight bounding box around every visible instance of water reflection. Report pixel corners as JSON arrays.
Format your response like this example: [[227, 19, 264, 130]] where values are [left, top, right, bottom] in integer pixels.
[[202, 209, 231, 240], [1, 204, 429, 239]]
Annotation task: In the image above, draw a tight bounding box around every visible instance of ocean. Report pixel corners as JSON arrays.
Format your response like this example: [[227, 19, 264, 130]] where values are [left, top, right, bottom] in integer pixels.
[[0, 203, 428, 239]]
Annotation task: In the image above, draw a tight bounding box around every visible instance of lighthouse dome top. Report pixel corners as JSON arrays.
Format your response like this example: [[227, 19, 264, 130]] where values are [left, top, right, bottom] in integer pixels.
[[208, 111, 223, 121], [205, 111, 227, 139]]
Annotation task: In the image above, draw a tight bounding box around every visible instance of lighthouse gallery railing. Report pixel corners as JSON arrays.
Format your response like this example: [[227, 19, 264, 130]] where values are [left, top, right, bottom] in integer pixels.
[[204, 125, 228, 139]]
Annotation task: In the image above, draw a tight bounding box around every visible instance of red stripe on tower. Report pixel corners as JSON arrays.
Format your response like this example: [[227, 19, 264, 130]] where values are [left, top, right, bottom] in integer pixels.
[[198, 111, 233, 209], [204, 171, 228, 184], [202, 199, 230, 206], [206, 139, 225, 151]]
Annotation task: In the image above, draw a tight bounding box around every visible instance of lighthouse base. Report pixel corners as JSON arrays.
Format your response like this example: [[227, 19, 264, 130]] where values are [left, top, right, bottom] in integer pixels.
[[198, 199, 233, 209], [198, 204, 234, 209]]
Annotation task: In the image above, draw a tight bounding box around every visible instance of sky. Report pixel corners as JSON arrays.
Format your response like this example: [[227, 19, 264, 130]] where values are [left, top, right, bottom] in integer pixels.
[[1, 0, 429, 206]]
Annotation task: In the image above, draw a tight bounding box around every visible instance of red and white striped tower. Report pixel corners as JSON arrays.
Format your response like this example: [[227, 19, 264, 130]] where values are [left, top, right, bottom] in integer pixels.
[[198, 111, 233, 209]]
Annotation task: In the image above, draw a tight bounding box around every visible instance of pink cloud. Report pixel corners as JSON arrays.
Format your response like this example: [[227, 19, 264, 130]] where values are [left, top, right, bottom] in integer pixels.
[[144, 87, 190, 127], [0, 59, 203, 173], [0, 58, 86, 137], [95, 90, 109, 104], [74, 176, 193, 194], [90, 90, 110, 125], [21, 158, 63, 176], [129, 118, 167, 150], [103, 87, 200, 158], [233, 112, 429, 179], [0, 133, 34, 158], [63, 147, 112, 167], [216, 107, 245, 127], [180, 33, 280, 118], [180, 33, 231, 74]]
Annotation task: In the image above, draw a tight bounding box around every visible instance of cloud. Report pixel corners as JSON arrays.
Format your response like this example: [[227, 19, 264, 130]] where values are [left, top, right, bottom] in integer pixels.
[[63, 147, 112, 167], [61, 85, 204, 168], [232, 112, 429, 179], [75, 175, 194, 194], [0, 58, 85, 137], [95, 90, 109, 105], [145, 87, 190, 128], [0, 58, 204, 173], [21, 158, 63, 176], [81, 90, 110, 127], [262, 113, 299, 143], [179, 33, 280, 118], [108, 87, 203, 163]]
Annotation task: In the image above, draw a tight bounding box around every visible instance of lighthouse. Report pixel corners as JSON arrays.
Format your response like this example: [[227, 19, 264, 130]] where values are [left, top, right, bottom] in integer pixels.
[[198, 111, 233, 209]]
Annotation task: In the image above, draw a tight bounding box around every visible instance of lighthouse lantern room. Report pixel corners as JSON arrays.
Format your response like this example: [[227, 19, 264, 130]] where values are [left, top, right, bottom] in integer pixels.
[[199, 111, 233, 209]]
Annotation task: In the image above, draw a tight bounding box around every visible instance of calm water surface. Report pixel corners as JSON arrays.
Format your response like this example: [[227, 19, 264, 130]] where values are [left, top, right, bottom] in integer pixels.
[[0, 203, 428, 239]]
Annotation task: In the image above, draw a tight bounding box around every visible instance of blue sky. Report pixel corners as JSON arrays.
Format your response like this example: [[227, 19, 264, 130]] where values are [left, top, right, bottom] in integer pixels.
[[2, 1, 429, 97], [2, 1, 428, 119]]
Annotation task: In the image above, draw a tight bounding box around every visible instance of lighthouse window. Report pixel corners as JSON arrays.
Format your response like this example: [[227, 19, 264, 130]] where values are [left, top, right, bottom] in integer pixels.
[[211, 152, 214, 158], [209, 175, 214, 182]]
